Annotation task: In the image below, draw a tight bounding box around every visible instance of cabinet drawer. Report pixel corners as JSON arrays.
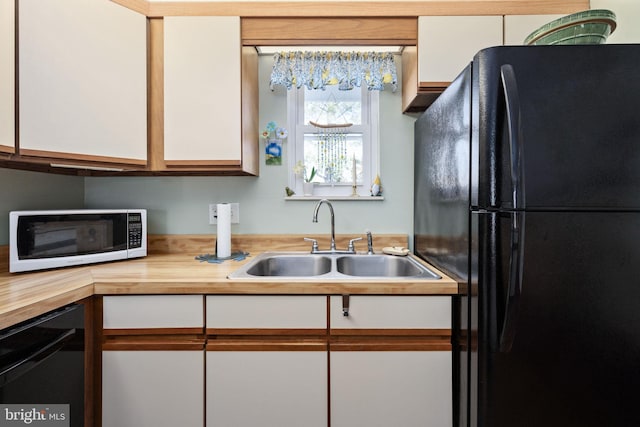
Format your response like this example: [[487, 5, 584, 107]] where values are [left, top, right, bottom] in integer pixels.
[[206, 296, 326, 330], [103, 295, 204, 329], [330, 296, 450, 330]]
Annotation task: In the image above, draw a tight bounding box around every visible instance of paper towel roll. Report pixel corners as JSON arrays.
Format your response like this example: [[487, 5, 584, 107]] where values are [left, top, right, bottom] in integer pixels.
[[216, 203, 231, 258]]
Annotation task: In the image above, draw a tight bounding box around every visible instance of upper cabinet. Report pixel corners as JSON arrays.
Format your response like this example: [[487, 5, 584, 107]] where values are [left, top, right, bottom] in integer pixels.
[[403, 16, 502, 113], [18, 0, 147, 169], [161, 16, 258, 175], [591, 0, 640, 43], [0, 0, 15, 155], [503, 14, 564, 45], [418, 16, 503, 83]]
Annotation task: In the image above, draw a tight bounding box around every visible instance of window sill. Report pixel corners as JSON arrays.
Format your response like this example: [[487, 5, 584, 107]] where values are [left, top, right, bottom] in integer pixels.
[[285, 195, 384, 201]]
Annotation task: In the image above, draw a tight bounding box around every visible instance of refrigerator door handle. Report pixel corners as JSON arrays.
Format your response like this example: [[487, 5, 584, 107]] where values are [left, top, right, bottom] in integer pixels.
[[500, 64, 526, 210], [499, 211, 526, 352]]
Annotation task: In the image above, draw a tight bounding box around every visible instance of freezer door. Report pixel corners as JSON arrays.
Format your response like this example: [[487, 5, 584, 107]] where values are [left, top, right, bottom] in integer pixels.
[[414, 64, 472, 279], [473, 45, 640, 210], [473, 211, 640, 427]]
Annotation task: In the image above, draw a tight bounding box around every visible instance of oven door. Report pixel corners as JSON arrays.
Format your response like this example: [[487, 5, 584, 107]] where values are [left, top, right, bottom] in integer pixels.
[[0, 304, 85, 427]]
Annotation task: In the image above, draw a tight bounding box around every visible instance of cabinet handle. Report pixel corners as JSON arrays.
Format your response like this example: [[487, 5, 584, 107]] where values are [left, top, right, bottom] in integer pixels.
[[342, 295, 350, 317]]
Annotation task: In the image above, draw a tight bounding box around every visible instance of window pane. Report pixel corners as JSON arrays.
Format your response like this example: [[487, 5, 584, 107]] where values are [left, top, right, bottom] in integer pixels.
[[303, 86, 362, 125], [303, 132, 362, 184]]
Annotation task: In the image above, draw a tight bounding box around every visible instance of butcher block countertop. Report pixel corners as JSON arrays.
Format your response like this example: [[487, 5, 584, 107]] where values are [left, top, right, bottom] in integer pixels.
[[0, 235, 459, 330]]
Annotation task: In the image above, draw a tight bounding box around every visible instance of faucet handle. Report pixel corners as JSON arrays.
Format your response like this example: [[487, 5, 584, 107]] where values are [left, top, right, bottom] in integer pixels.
[[303, 237, 319, 253], [348, 237, 363, 253]]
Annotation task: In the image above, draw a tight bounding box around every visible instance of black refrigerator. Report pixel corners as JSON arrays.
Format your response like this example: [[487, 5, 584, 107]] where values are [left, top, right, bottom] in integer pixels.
[[414, 44, 640, 427]]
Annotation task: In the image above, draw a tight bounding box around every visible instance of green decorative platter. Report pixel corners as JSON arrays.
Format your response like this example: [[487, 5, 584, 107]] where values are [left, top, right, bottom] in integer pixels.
[[524, 9, 617, 46]]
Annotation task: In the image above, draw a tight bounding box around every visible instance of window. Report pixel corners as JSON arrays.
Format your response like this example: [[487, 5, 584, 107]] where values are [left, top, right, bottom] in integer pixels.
[[287, 84, 379, 197]]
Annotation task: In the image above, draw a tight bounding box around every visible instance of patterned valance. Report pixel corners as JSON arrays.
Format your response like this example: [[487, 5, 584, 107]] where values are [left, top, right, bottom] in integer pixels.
[[270, 51, 398, 92]]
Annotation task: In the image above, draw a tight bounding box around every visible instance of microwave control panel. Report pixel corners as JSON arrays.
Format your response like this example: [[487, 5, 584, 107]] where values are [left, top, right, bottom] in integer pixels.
[[127, 213, 143, 249]]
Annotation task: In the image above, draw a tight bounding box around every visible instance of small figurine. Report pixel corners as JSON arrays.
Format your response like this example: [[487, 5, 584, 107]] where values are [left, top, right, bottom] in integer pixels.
[[285, 186, 296, 197], [371, 174, 382, 196]]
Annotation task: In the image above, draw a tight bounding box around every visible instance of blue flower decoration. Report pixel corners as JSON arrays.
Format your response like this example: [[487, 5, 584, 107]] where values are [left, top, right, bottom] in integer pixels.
[[266, 121, 277, 133], [276, 127, 288, 139], [266, 141, 282, 157]]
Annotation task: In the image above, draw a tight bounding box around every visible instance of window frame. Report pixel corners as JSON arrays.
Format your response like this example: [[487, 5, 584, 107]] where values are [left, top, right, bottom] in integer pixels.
[[287, 85, 380, 198]]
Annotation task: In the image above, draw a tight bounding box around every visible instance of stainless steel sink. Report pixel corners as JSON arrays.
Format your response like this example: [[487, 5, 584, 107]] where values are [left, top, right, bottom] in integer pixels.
[[245, 254, 332, 277], [228, 252, 441, 280], [336, 254, 440, 278]]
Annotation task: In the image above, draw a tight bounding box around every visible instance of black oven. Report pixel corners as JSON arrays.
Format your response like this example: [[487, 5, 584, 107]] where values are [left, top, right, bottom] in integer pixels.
[[0, 303, 85, 426]]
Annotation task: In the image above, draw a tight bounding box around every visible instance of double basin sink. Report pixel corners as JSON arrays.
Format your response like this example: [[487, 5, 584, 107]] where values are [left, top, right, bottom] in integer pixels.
[[228, 252, 441, 280]]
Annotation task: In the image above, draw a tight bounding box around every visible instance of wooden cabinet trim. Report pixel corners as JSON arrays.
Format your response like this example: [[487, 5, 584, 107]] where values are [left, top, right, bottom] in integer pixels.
[[242, 17, 417, 45], [103, 327, 205, 336], [102, 334, 206, 351], [103, 340, 206, 351], [207, 328, 327, 336], [207, 338, 328, 351], [330, 342, 452, 351], [16, 149, 147, 168], [241, 46, 259, 175], [330, 336, 452, 351], [164, 160, 243, 167], [330, 328, 451, 337], [112, 0, 589, 18], [148, 18, 164, 171]]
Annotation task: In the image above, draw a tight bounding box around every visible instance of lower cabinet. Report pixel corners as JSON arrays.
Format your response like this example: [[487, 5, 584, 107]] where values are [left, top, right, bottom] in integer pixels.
[[206, 351, 327, 427], [205, 295, 328, 427], [100, 294, 452, 427], [102, 351, 204, 427], [331, 351, 452, 427]]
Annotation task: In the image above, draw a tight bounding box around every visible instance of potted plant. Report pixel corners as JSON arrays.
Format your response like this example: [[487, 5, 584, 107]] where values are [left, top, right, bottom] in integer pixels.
[[294, 161, 317, 196]]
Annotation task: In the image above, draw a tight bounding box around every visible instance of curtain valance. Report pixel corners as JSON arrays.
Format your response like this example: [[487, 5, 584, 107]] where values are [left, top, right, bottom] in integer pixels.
[[269, 51, 398, 92]]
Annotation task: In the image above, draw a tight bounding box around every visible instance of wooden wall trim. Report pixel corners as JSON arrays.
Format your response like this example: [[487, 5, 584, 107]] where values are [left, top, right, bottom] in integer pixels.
[[112, 0, 589, 18], [147, 233, 409, 254]]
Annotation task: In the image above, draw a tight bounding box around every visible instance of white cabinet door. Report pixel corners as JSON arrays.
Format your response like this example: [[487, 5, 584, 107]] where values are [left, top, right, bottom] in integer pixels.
[[591, 0, 640, 43], [207, 351, 328, 427], [0, 0, 14, 153], [18, 0, 147, 163], [102, 351, 204, 427], [331, 351, 452, 427], [504, 14, 564, 45], [418, 16, 503, 83], [164, 17, 242, 164]]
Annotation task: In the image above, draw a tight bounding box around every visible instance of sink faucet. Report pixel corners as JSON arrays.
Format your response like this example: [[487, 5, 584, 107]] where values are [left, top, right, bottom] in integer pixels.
[[308, 199, 361, 254], [366, 230, 374, 254], [312, 199, 337, 251]]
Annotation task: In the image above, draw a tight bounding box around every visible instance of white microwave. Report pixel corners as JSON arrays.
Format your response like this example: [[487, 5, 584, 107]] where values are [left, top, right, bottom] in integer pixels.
[[9, 209, 147, 273]]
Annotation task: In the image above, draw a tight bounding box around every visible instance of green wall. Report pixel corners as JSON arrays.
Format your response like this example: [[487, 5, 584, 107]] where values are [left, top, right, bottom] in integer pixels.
[[0, 168, 85, 244], [83, 55, 417, 242]]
